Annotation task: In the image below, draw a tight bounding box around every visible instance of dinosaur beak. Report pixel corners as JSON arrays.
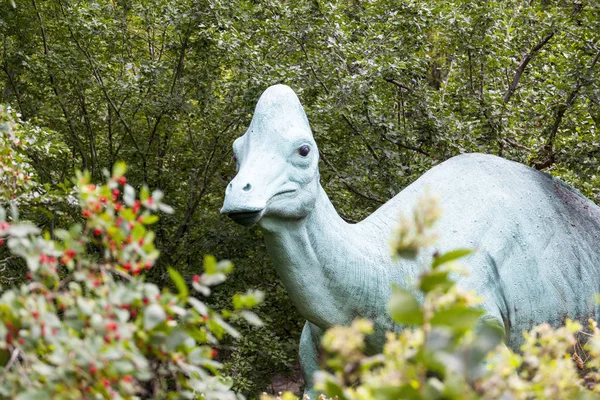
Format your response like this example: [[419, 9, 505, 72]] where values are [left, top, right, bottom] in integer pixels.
[[220, 172, 267, 226]]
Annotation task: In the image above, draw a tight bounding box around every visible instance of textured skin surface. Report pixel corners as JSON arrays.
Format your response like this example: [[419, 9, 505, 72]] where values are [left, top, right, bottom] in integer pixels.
[[221, 85, 600, 396]]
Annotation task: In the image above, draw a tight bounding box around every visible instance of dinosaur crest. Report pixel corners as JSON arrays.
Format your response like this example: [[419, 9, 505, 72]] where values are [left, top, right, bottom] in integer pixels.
[[245, 84, 313, 142]]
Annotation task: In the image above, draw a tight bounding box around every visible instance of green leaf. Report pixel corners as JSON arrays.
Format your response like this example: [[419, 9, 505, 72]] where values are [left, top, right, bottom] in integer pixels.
[[418, 270, 453, 293], [388, 285, 423, 326], [112, 161, 126, 178], [166, 329, 189, 350], [204, 255, 217, 274], [141, 215, 159, 225], [432, 249, 472, 269], [132, 223, 145, 240], [144, 304, 166, 331], [168, 267, 189, 299], [430, 306, 484, 333], [140, 185, 150, 202], [321, 376, 346, 400]]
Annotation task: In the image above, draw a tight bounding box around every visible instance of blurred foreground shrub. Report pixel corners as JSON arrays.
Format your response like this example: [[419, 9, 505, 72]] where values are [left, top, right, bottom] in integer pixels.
[[0, 159, 263, 399]]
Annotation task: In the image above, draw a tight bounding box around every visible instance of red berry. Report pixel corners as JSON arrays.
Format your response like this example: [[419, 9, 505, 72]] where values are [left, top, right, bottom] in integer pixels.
[[26, 272, 32, 280], [93, 278, 101, 287], [106, 322, 117, 331], [123, 263, 132, 271], [145, 262, 152, 270], [112, 189, 120, 197], [147, 197, 154, 205], [133, 200, 141, 214], [211, 349, 218, 358], [32, 311, 39, 318], [118, 176, 126, 185], [18, 337, 24, 345], [52, 328, 57, 335], [93, 227, 102, 236], [142, 298, 149, 305], [123, 375, 133, 383], [192, 275, 200, 283], [89, 364, 97, 374], [202, 315, 209, 322], [0, 239, 4, 246], [65, 248, 76, 258]]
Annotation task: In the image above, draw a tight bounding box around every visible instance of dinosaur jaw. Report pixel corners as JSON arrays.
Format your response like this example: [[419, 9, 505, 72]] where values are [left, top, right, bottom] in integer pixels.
[[224, 209, 264, 226]]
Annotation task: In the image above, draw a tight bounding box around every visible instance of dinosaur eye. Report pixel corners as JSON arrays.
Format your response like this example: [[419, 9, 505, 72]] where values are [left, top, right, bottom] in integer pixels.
[[298, 145, 310, 157]]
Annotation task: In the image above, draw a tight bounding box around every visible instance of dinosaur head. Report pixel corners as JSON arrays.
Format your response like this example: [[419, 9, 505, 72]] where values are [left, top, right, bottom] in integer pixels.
[[220, 84, 320, 227]]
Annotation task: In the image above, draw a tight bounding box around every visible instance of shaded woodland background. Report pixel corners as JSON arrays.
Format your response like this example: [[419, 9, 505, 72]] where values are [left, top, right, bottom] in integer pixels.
[[1, 0, 599, 395]]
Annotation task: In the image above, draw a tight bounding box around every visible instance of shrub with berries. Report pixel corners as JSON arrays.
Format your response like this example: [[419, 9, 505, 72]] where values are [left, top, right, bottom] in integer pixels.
[[0, 162, 263, 399], [0, 105, 36, 204]]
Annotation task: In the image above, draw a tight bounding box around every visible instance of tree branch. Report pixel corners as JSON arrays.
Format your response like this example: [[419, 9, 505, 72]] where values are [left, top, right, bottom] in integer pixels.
[[504, 30, 555, 103], [383, 77, 412, 92], [533, 47, 600, 169]]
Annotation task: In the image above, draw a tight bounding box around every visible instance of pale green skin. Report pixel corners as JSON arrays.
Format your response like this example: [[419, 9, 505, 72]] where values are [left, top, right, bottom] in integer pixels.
[[221, 85, 600, 396]]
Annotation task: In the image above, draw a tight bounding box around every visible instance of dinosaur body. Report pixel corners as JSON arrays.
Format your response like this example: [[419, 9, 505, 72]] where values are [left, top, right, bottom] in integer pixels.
[[220, 84, 600, 396]]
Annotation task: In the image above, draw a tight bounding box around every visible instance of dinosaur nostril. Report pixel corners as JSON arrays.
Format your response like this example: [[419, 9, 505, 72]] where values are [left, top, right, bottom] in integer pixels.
[[243, 183, 252, 192]]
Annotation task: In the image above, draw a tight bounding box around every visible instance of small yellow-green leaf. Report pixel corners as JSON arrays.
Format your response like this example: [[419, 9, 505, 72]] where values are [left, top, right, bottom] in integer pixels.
[[204, 255, 217, 274], [418, 270, 453, 293], [141, 215, 159, 225], [112, 161, 126, 178], [388, 285, 423, 326], [140, 185, 150, 202], [168, 267, 188, 299], [430, 306, 484, 332], [432, 248, 472, 269]]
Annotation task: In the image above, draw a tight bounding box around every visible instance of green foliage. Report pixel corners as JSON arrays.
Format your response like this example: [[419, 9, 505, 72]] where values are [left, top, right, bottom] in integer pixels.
[[0, 161, 263, 399], [1, 0, 599, 396]]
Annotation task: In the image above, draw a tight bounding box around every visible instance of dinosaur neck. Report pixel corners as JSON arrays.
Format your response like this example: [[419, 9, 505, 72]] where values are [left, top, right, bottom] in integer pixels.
[[261, 185, 391, 330]]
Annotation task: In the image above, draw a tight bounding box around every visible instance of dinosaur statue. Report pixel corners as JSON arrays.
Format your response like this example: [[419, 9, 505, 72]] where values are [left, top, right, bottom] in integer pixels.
[[220, 84, 600, 396]]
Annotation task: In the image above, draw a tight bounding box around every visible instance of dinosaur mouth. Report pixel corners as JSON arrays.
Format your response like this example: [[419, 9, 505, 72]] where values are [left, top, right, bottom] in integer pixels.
[[227, 210, 263, 226], [271, 189, 296, 200]]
